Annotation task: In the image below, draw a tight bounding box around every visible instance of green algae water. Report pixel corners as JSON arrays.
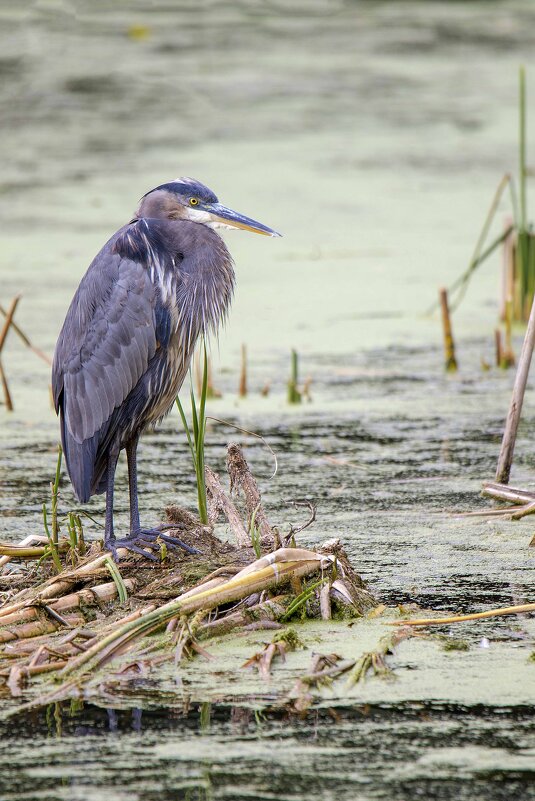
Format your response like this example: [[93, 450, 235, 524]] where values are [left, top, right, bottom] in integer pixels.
[[1, 1, 535, 798]]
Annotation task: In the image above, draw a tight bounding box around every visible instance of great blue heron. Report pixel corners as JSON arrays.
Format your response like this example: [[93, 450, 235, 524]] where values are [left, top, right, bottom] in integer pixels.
[[52, 177, 280, 561]]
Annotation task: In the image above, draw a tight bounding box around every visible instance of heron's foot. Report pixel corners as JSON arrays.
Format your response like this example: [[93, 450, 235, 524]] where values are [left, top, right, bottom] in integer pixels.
[[107, 528, 200, 562]]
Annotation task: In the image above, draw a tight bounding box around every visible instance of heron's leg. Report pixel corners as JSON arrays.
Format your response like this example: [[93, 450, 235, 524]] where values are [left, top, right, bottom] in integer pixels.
[[103, 452, 119, 555], [126, 432, 141, 533], [114, 434, 200, 559]]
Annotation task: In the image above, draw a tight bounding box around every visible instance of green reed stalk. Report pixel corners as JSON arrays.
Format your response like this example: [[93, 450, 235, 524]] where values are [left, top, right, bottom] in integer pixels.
[[249, 504, 262, 559], [287, 349, 302, 404], [42, 504, 62, 573], [281, 576, 328, 622], [520, 66, 527, 232], [104, 557, 129, 603], [517, 66, 532, 319], [176, 340, 209, 524], [51, 445, 62, 545]]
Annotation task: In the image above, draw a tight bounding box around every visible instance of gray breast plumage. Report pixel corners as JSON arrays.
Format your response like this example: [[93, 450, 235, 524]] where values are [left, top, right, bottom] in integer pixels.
[[114, 217, 235, 427]]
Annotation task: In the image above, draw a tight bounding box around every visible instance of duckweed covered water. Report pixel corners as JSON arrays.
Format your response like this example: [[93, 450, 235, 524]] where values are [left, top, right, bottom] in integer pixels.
[[1, 1, 535, 799]]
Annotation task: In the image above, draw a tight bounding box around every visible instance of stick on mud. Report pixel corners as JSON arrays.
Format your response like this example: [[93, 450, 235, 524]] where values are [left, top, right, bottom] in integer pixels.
[[0, 295, 21, 411], [439, 288, 458, 372]]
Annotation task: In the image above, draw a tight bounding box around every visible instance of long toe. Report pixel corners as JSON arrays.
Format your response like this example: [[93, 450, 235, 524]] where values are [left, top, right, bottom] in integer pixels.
[[114, 538, 159, 561], [138, 528, 200, 555]]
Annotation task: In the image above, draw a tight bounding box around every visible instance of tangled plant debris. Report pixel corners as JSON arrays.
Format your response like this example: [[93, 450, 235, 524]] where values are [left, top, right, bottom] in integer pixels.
[[0, 444, 379, 713]]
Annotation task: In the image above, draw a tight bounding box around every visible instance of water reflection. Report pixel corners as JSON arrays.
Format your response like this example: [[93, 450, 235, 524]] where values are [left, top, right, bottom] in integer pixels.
[[2, 700, 535, 801]]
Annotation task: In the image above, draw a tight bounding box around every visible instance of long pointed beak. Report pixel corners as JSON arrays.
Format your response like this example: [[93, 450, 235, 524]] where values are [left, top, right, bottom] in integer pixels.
[[206, 202, 282, 237]]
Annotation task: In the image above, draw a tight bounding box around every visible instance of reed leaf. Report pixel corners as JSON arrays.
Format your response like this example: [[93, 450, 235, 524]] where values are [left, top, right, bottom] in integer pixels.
[[176, 339, 209, 524], [104, 558, 129, 604]]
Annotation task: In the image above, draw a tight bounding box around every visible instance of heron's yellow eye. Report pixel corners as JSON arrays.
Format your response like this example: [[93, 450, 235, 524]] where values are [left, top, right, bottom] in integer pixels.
[[189, 197, 199, 206]]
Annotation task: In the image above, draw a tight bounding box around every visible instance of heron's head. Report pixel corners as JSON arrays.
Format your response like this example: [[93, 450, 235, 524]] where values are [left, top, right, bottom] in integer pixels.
[[136, 177, 281, 237]]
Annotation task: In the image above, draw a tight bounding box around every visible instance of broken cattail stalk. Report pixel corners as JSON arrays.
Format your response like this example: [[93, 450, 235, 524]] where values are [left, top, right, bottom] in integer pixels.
[[346, 628, 412, 685], [0, 580, 137, 637], [503, 299, 516, 367], [482, 481, 535, 504], [0, 295, 21, 411], [438, 288, 458, 372], [0, 548, 132, 617], [495, 329, 503, 367], [0, 540, 70, 561], [61, 549, 329, 677], [319, 583, 332, 620], [390, 601, 535, 627], [227, 443, 273, 543], [205, 465, 249, 546], [239, 344, 247, 398], [0, 303, 51, 365], [496, 289, 535, 483], [0, 613, 87, 644], [197, 595, 290, 640]]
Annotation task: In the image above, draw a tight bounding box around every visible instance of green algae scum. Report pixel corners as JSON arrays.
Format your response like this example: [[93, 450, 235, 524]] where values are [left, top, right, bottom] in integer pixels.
[[1, 1, 535, 800]]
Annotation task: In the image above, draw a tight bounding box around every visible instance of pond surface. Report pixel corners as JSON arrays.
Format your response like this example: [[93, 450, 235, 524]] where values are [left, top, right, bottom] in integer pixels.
[[1, 1, 535, 799]]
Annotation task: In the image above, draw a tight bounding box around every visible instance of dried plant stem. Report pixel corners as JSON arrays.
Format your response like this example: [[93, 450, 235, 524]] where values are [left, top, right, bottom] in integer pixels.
[[0, 295, 21, 411], [495, 290, 535, 483], [227, 443, 273, 543], [0, 579, 138, 638], [0, 303, 51, 365], [319, 583, 332, 620], [0, 549, 131, 617], [0, 539, 70, 562], [197, 595, 290, 640], [390, 602, 535, 627], [61, 551, 326, 678], [495, 329, 503, 367], [439, 288, 457, 372], [239, 344, 247, 397], [205, 466, 249, 546], [482, 481, 535, 504], [0, 613, 87, 643]]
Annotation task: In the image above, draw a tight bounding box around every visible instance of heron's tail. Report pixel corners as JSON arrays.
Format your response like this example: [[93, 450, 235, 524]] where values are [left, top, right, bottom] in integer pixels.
[[60, 414, 106, 504]]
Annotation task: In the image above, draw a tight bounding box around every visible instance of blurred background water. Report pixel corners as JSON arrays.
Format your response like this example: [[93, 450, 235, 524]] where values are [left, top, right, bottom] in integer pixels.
[[1, 1, 535, 798]]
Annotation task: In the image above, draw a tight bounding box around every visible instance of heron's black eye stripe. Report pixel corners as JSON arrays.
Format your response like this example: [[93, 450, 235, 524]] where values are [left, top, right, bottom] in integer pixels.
[[189, 197, 199, 206]]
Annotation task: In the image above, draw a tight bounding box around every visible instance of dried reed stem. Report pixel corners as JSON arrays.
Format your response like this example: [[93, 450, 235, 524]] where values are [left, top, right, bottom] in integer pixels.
[[239, 344, 247, 397], [227, 443, 273, 543], [0, 295, 21, 411], [0, 302, 51, 365], [390, 602, 535, 627], [496, 290, 535, 483], [205, 465, 249, 546], [439, 288, 457, 372], [61, 550, 327, 677]]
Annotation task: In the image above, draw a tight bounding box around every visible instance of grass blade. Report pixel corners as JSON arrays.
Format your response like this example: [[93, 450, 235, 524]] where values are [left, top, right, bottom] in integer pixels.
[[104, 558, 129, 604]]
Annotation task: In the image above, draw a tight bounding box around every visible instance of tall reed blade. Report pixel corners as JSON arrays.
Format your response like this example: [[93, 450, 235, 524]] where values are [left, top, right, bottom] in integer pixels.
[[51, 446, 62, 545], [176, 339, 209, 524]]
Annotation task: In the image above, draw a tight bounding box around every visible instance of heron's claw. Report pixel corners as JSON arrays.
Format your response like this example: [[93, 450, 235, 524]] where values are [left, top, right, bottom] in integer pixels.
[[108, 529, 200, 562], [138, 528, 200, 555]]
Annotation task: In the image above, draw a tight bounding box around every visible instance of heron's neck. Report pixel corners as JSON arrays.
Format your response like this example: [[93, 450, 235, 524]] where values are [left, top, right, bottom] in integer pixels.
[[177, 227, 235, 343]]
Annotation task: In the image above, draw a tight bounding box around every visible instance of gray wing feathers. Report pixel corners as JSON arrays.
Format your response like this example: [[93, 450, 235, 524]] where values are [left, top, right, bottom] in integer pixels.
[[53, 255, 157, 444]]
